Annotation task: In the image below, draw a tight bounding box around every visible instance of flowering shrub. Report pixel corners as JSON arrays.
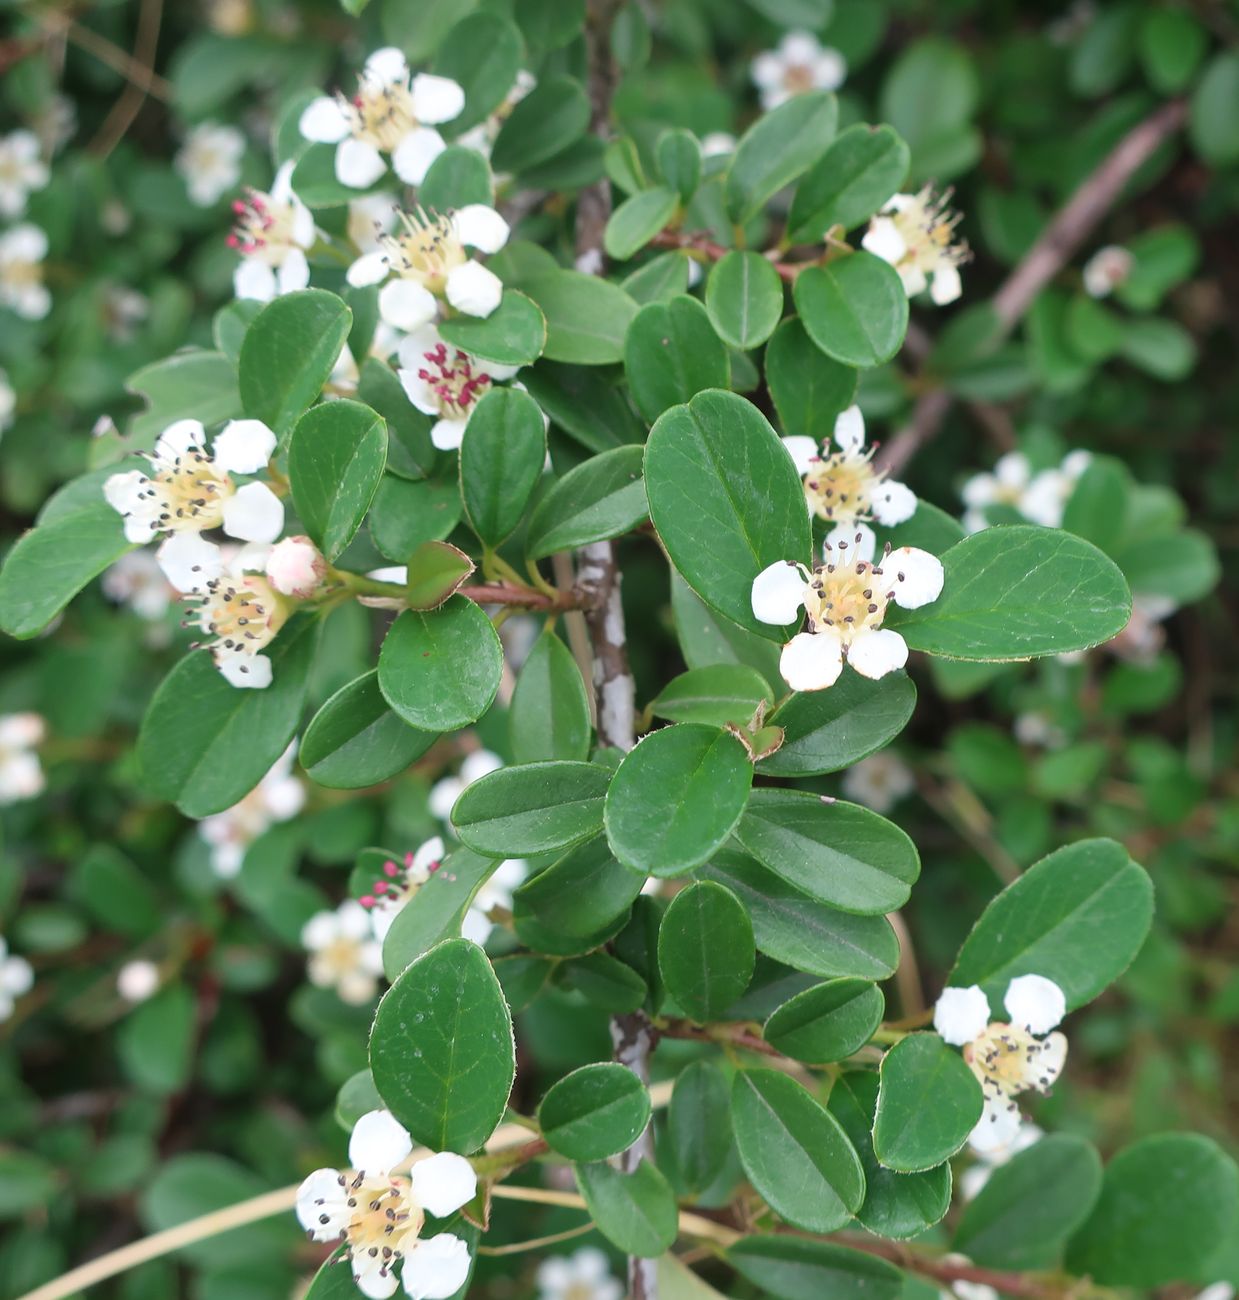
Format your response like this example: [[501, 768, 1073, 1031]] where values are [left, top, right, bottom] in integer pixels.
[[0, 3, 1236, 1300]]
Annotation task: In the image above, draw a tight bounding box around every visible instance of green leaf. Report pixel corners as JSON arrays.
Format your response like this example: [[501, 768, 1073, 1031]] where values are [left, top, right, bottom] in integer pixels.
[[884, 526, 1132, 660], [459, 387, 547, 546], [624, 295, 730, 425], [872, 1033, 983, 1173], [765, 318, 857, 440], [453, 761, 611, 857], [764, 979, 884, 1063], [731, 1068, 864, 1233], [828, 1069, 952, 1239], [793, 253, 909, 368], [955, 1135, 1103, 1269], [949, 838, 1154, 1010], [789, 123, 911, 240], [574, 1159, 678, 1258], [521, 361, 645, 452], [1189, 52, 1239, 166], [526, 445, 647, 559], [757, 669, 916, 777], [703, 252, 784, 352], [358, 358, 435, 480], [657, 129, 702, 203], [558, 951, 647, 1012], [370, 938, 515, 1153], [491, 76, 590, 174], [438, 290, 547, 368], [728, 1237, 903, 1300], [650, 665, 773, 728], [671, 573, 783, 690], [1138, 8, 1206, 94], [300, 670, 436, 789], [658, 881, 755, 1020], [539, 1064, 651, 1161], [127, 351, 243, 445], [291, 143, 382, 208], [432, 12, 524, 134], [1066, 1134, 1239, 1285], [605, 186, 679, 262], [288, 399, 387, 560], [509, 629, 592, 763], [668, 1061, 733, 1196], [732, 788, 919, 915], [302, 1250, 355, 1299], [645, 389, 811, 636], [403, 541, 475, 611], [419, 145, 494, 212], [879, 38, 979, 182], [382, 848, 502, 978], [622, 250, 692, 304], [0, 472, 133, 638], [238, 290, 352, 436], [214, 300, 262, 364], [726, 91, 839, 223], [705, 851, 899, 980], [605, 724, 753, 877], [522, 271, 639, 365], [377, 597, 503, 732], [138, 616, 319, 818], [118, 985, 196, 1093], [369, 476, 462, 561]]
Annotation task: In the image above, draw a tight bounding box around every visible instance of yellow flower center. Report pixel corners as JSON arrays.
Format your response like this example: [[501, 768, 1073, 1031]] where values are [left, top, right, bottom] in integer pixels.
[[382, 209, 466, 292], [191, 574, 286, 656], [963, 1022, 1062, 1101], [149, 451, 233, 532], [803, 448, 886, 524], [350, 81, 418, 152], [343, 1174, 424, 1268], [803, 548, 892, 648]]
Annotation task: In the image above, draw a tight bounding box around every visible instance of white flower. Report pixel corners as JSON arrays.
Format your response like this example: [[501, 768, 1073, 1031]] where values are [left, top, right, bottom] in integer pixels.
[[933, 975, 1069, 1150], [1082, 245, 1133, 299], [461, 858, 526, 947], [1196, 1286, 1236, 1300], [1112, 593, 1177, 665], [0, 936, 34, 1021], [396, 326, 520, 452], [961, 1121, 1042, 1199], [1013, 712, 1065, 750], [296, 1109, 476, 1299], [428, 749, 504, 822], [361, 837, 447, 942], [0, 130, 49, 218], [1020, 451, 1092, 529], [751, 30, 846, 111], [536, 1247, 623, 1300], [0, 368, 15, 434], [176, 122, 246, 207], [302, 901, 386, 1005], [231, 162, 316, 302], [784, 405, 917, 547], [700, 132, 736, 157], [103, 285, 150, 342], [266, 535, 327, 599], [841, 751, 915, 813], [117, 959, 161, 1004], [863, 186, 969, 306], [960, 451, 1031, 533], [349, 194, 400, 254], [299, 48, 464, 189], [199, 744, 305, 876], [752, 534, 944, 693], [0, 713, 45, 805], [941, 1259, 1000, 1300], [348, 204, 510, 330], [103, 418, 283, 549], [102, 550, 176, 622], [457, 70, 536, 161], [0, 223, 50, 320]]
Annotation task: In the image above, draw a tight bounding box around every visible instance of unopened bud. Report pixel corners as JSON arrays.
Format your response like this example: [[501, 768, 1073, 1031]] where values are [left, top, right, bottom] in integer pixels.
[[265, 535, 326, 599]]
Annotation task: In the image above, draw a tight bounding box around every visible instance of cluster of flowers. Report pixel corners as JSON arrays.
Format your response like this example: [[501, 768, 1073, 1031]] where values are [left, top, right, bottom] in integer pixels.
[[961, 448, 1093, 534]]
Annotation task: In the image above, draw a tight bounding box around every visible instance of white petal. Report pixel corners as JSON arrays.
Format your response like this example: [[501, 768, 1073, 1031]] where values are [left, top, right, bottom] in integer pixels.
[[410, 1152, 477, 1218], [221, 481, 284, 543], [410, 74, 466, 125], [410, 836, 446, 878], [399, 368, 443, 417], [277, 248, 311, 294], [428, 777, 462, 820], [1004, 974, 1066, 1034], [1036, 1032, 1068, 1088], [380, 279, 438, 332], [392, 127, 446, 185], [460, 750, 503, 784], [402, 1234, 471, 1300], [336, 138, 387, 189], [751, 561, 808, 626], [301, 910, 338, 951], [862, 217, 907, 266], [156, 419, 206, 461], [234, 259, 277, 302], [295, 1167, 352, 1240], [453, 204, 510, 254], [0, 957, 33, 997], [348, 251, 391, 288], [212, 419, 276, 474], [300, 97, 351, 144], [826, 523, 876, 565], [103, 469, 148, 514], [899, 264, 928, 298], [354, 1255, 401, 1300], [430, 417, 469, 451], [782, 435, 820, 476], [216, 650, 272, 689], [156, 532, 223, 593], [994, 452, 1031, 490], [780, 31, 821, 64], [886, 546, 944, 609], [934, 985, 991, 1046], [780, 630, 843, 692], [968, 1099, 1024, 1155], [750, 51, 786, 90], [813, 48, 847, 91], [847, 627, 908, 679], [871, 479, 917, 526], [833, 405, 865, 453], [445, 261, 503, 318], [931, 263, 962, 305], [349, 1109, 413, 1175], [365, 47, 410, 85]]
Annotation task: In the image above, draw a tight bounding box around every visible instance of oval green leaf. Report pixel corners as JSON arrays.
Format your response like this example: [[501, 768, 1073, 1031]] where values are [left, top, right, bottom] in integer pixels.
[[789, 123, 911, 240], [624, 295, 730, 425], [509, 628, 592, 763], [459, 387, 547, 546], [872, 1033, 983, 1173], [728, 1236, 903, 1300], [793, 253, 909, 368], [526, 444, 647, 559], [764, 979, 884, 1063], [650, 665, 774, 729], [453, 760, 611, 856], [658, 881, 755, 1021], [522, 270, 640, 365], [765, 317, 857, 440], [539, 1063, 652, 1161], [438, 289, 547, 368], [574, 1159, 678, 1258], [705, 251, 784, 351], [726, 91, 839, 223]]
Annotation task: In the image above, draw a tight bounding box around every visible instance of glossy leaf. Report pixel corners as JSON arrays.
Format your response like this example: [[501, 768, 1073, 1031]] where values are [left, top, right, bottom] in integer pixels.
[[668, 1061, 733, 1196], [658, 882, 755, 1020], [793, 253, 909, 368], [728, 1236, 903, 1300], [513, 835, 644, 953], [538, 1064, 651, 1161], [765, 318, 857, 440], [605, 186, 679, 261], [789, 123, 910, 240], [453, 761, 611, 856], [872, 1033, 983, 1172], [764, 979, 884, 1063], [521, 270, 639, 365], [649, 665, 773, 728], [574, 1159, 678, 1258], [726, 91, 838, 222], [509, 629, 592, 762], [624, 295, 730, 425], [526, 445, 647, 559], [705, 251, 784, 351], [459, 387, 547, 546], [438, 289, 547, 368]]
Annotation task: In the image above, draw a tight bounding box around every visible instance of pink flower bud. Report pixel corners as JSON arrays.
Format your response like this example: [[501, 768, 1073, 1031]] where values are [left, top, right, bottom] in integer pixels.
[[265, 535, 326, 599]]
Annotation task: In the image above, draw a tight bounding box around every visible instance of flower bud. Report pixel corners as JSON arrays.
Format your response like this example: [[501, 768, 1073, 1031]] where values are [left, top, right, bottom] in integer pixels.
[[265, 535, 326, 599]]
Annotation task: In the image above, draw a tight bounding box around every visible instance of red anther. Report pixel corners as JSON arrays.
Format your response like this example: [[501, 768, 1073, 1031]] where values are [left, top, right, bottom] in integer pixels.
[[374, 881, 389, 894], [428, 860, 441, 873], [403, 852, 415, 867], [360, 895, 376, 907], [385, 860, 400, 876]]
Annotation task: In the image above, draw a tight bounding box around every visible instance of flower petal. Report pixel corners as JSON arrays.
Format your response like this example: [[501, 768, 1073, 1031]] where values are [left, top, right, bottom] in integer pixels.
[[221, 481, 284, 543], [365, 47, 410, 85], [277, 248, 311, 295], [751, 561, 808, 626], [1004, 974, 1066, 1035], [336, 138, 387, 189], [410, 835, 446, 879], [156, 419, 206, 461], [453, 204, 510, 254], [402, 1234, 472, 1300], [380, 279, 438, 332], [862, 217, 906, 266], [348, 1109, 413, 1175], [871, 479, 917, 526], [410, 74, 466, 125], [934, 985, 991, 1046], [156, 532, 223, 593], [430, 417, 469, 451], [826, 523, 876, 565], [212, 419, 276, 475], [300, 97, 351, 144], [348, 251, 390, 288], [782, 435, 819, 476], [846, 627, 908, 679], [392, 127, 446, 185], [833, 404, 865, 453], [295, 1167, 352, 1240], [445, 261, 503, 318], [215, 649, 272, 689], [410, 1152, 477, 1218], [931, 263, 962, 305], [780, 630, 843, 692], [234, 259, 277, 302], [886, 546, 944, 610]]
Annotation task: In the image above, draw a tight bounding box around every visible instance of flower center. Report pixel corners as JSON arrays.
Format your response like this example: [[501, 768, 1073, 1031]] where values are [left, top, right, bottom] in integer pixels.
[[964, 1023, 1056, 1099], [144, 449, 232, 533], [228, 190, 298, 263], [894, 187, 968, 272], [803, 538, 895, 646], [383, 209, 466, 292], [315, 935, 371, 981], [783, 63, 816, 93], [359, 850, 441, 913], [340, 1174, 424, 1269], [415, 343, 492, 419], [348, 78, 417, 151], [188, 575, 285, 657], [804, 448, 885, 523], [1, 254, 42, 288]]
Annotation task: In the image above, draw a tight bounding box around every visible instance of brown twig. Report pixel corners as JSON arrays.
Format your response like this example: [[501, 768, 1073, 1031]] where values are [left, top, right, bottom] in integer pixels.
[[457, 583, 587, 611], [658, 1018, 783, 1058], [38, 7, 173, 103], [878, 97, 1188, 478], [89, 0, 165, 157], [649, 229, 804, 284]]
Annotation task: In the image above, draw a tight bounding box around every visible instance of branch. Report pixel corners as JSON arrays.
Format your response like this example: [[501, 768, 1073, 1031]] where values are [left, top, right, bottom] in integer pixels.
[[649, 228, 804, 283], [878, 97, 1187, 478]]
